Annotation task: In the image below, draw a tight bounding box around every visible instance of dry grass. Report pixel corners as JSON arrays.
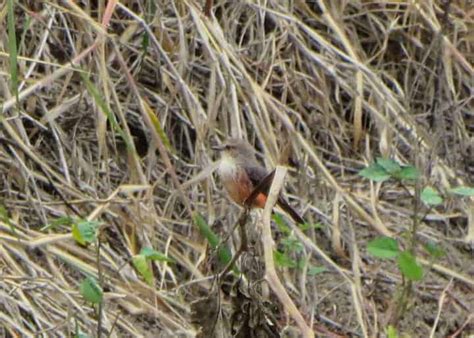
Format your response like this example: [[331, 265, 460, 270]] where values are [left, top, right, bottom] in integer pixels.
[[0, 1, 473, 337]]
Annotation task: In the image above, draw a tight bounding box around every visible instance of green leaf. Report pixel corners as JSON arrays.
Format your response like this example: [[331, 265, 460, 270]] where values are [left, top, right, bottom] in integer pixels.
[[395, 166, 420, 181], [74, 332, 90, 338], [367, 237, 399, 259], [194, 213, 232, 267], [140, 247, 174, 263], [0, 203, 15, 235], [274, 250, 297, 268], [141, 32, 150, 52], [307, 265, 327, 276], [421, 187, 443, 206], [299, 222, 324, 231], [449, 186, 474, 197], [132, 255, 153, 285], [216, 246, 233, 268], [80, 72, 135, 152], [423, 242, 445, 259], [281, 236, 304, 254], [397, 251, 423, 281], [194, 213, 219, 248], [74, 333, 90, 338], [72, 220, 100, 245], [376, 158, 401, 174], [143, 99, 174, 154], [386, 325, 399, 338], [273, 213, 291, 235], [80, 276, 103, 304], [359, 163, 391, 182], [7, 0, 18, 101], [296, 258, 306, 270]]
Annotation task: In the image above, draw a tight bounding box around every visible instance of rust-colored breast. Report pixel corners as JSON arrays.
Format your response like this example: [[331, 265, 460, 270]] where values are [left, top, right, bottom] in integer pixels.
[[222, 169, 266, 208], [252, 193, 267, 209]]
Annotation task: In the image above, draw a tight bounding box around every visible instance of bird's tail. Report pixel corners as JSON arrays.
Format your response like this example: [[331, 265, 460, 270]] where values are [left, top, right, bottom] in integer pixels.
[[277, 197, 305, 225]]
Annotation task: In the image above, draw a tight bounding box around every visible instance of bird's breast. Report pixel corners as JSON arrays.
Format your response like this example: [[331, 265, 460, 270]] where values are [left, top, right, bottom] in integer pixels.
[[217, 156, 257, 206], [217, 155, 238, 180]]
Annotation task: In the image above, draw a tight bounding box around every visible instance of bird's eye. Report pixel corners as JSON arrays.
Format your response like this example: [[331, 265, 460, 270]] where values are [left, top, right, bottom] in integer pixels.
[[225, 145, 232, 150]]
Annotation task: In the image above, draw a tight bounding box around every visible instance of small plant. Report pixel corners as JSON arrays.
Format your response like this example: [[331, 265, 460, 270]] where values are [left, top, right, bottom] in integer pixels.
[[0, 203, 15, 235], [367, 236, 423, 281], [360, 157, 473, 325], [72, 220, 101, 246], [80, 276, 103, 304], [132, 247, 174, 285], [273, 214, 326, 275], [69, 219, 104, 336], [385, 325, 399, 338], [194, 213, 233, 268]]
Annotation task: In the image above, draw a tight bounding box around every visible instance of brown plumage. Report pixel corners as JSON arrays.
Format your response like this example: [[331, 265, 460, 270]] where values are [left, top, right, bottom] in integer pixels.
[[213, 138, 304, 224]]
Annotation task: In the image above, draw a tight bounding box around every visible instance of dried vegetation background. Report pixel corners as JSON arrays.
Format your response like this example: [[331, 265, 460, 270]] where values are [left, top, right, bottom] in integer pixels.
[[0, 0, 473, 337]]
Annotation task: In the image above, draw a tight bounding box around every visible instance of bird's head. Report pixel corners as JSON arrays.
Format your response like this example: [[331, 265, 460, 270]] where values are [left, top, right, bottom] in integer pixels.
[[212, 138, 256, 164]]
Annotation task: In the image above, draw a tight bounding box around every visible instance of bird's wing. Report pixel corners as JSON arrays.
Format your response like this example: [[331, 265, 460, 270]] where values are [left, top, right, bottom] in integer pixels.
[[246, 165, 271, 190], [247, 166, 305, 224]]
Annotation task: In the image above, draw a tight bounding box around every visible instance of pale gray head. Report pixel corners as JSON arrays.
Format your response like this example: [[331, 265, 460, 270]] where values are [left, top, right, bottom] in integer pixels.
[[213, 138, 257, 163]]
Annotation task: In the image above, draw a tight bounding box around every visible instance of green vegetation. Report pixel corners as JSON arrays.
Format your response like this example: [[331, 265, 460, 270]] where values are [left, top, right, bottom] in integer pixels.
[[361, 158, 473, 328]]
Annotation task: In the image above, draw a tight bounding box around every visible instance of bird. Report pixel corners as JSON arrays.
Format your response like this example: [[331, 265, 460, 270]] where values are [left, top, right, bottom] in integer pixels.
[[213, 138, 304, 224]]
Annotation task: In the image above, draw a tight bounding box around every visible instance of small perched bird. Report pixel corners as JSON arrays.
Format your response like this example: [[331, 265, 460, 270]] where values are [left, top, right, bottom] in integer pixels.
[[213, 138, 304, 224]]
